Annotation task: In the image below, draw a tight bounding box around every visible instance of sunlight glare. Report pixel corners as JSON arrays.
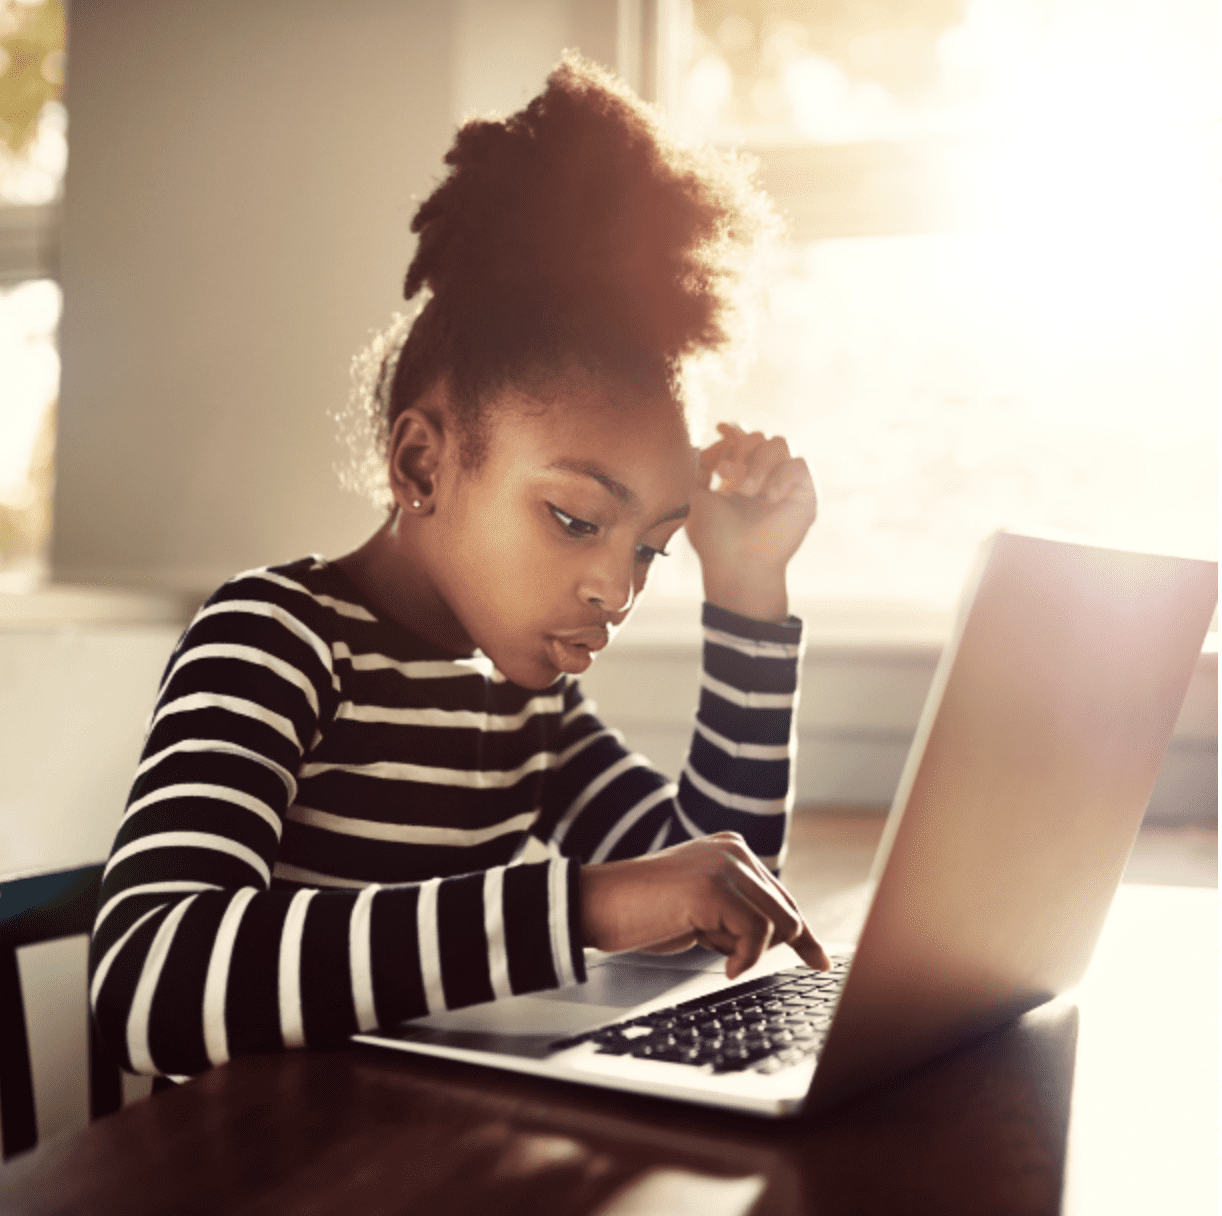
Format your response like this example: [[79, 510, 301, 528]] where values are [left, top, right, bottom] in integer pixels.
[[970, 0, 1218, 334]]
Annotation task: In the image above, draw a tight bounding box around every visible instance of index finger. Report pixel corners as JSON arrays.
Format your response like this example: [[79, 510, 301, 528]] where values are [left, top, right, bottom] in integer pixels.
[[789, 924, 831, 971], [719, 845, 831, 971], [722, 856, 829, 971], [697, 433, 734, 474]]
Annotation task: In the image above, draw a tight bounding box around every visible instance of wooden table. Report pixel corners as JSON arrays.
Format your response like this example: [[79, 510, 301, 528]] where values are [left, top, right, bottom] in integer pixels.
[[0, 877, 1214, 1214]]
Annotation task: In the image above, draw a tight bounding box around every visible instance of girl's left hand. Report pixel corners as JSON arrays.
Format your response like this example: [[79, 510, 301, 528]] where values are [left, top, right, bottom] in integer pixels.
[[684, 423, 817, 622]]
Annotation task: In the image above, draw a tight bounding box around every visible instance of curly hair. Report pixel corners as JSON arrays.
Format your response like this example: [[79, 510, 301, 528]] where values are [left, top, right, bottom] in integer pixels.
[[378, 52, 778, 466]]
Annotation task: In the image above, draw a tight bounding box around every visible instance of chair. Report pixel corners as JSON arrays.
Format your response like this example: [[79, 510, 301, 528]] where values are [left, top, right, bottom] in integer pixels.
[[0, 863, 123, 1160]]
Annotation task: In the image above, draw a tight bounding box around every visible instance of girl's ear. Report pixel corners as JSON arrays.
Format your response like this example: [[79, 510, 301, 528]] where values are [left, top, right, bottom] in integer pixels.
[[387, 407, 445, 515]]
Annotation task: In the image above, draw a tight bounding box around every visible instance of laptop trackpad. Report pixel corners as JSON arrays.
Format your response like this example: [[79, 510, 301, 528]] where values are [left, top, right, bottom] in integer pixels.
[[393, 957, 715, 1058]]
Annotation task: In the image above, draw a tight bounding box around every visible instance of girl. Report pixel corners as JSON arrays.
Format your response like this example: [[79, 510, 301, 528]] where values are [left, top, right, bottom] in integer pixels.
[[88, 54, 827, 1079]]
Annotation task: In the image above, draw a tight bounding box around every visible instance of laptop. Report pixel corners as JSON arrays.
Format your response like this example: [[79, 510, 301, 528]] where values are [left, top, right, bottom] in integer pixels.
[[354, 529, 1217, 1117]]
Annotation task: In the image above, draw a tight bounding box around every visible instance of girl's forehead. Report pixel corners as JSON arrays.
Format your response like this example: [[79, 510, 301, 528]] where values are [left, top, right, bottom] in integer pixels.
[[496, 378, 693, 460], [474, 383, 698, 515]]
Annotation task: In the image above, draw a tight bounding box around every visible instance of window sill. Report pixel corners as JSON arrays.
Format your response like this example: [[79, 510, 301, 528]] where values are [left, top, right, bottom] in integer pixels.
[[0, 201, 60, 285], [616, 596, 955, 659]]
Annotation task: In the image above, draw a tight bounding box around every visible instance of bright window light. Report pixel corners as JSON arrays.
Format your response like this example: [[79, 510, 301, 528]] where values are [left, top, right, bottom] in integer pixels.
[[660, 0, 1218, 605]]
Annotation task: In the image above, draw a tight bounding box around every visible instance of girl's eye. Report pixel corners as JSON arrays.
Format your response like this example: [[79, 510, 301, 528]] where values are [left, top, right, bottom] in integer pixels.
[[549, 504, 668, 564], [550, 505, 598, 538], [635, 543, 669, 566]]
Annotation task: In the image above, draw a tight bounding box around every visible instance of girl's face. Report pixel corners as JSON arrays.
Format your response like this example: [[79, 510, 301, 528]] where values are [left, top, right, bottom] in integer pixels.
[[421, 376, 696, 690]]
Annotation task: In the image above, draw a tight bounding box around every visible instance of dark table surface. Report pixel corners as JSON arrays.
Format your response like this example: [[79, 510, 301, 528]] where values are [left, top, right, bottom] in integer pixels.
[[0, 874, 1213, 1215]]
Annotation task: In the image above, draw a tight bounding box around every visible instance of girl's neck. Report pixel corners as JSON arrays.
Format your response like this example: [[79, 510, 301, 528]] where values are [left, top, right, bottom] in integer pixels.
[[335, 514, 476, 657]]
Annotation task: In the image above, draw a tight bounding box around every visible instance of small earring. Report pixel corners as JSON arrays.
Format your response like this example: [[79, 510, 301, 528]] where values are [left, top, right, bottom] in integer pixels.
[[411, 499, 422, 510]]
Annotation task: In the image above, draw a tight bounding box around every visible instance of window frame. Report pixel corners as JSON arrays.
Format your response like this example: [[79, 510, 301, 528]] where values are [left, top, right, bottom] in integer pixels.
[[0, 202, 60, 286], [630, 0, 998, 241]]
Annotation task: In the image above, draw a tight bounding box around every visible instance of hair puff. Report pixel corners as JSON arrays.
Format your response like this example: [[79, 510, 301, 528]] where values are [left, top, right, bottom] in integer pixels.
[[381, 51, 779, 465]]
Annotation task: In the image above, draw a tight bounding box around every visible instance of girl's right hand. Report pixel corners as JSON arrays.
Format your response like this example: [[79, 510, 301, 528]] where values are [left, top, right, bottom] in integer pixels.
[[579, 833, 830, 980]]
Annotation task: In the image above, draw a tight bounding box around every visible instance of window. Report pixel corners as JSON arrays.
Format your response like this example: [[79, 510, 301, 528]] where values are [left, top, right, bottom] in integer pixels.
[[0, 0, 65, 588], [640, 0, 1217, 606]]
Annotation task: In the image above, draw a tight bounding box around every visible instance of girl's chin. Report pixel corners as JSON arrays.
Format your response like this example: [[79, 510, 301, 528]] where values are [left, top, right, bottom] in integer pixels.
[[482, 634, 602, 689], [487, 646, 575, 691]]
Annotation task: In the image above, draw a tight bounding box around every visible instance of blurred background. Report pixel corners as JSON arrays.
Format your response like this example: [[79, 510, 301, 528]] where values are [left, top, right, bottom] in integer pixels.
[[0, 0, 1216, 600], [0, 0, 1216, 1143]]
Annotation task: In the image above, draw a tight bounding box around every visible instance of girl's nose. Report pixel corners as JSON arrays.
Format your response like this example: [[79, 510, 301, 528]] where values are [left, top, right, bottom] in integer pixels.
[[579, 558, 635, 616]]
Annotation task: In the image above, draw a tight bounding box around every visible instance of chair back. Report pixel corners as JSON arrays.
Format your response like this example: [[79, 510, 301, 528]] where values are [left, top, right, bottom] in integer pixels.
[[0, 864, 123, 1159]]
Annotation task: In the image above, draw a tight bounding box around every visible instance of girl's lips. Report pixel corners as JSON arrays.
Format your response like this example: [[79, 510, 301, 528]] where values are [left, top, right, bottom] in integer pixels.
[[545, 629, 608, 674]]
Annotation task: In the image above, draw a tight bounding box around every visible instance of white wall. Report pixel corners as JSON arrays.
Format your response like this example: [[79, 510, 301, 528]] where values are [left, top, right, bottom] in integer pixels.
[[54, 0, 423, 591]]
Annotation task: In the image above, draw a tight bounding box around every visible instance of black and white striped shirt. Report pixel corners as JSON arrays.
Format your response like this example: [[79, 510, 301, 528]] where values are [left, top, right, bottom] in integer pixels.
[[88, 557, 803, 1077]]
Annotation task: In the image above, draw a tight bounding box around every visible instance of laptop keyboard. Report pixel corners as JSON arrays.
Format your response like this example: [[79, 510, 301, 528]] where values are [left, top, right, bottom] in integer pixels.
[[551, 956, 850, 1075]]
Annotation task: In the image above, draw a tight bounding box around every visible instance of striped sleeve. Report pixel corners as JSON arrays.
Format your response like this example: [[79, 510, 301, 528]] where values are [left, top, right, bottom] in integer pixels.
[[88, 569, 584, 1077], [539, 603, 803, 871]]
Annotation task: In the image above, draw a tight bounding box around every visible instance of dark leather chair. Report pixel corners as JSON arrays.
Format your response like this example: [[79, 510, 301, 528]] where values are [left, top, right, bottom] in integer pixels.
[[0, 863, 123, 1159]]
